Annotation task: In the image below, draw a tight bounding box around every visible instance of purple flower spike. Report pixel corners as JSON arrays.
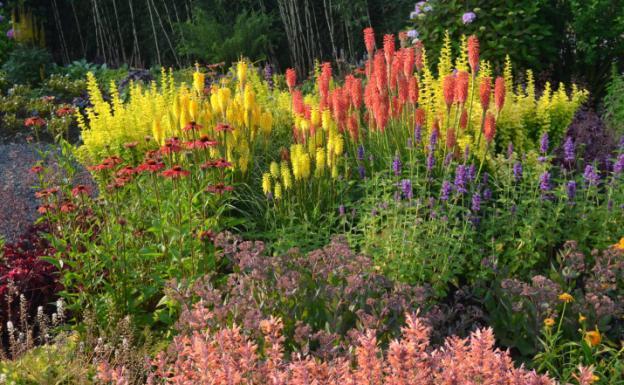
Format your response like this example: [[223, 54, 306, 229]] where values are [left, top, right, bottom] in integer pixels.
[[357, 144, 365, 161], [426, 152, 435, 172], [401, 179, 413, 200], [566, 180, 577, 200], [429, 128, 438, 151], [507, 142, 514, 159], [338, 205, 346, 216], [513, 162, 523, 182], [392, 155, 402, 176], [464, 144, 470, 162], [414, 124, 422, 145], [440, 180, 452, 201], [454, 165, 467, 194], [613, 154, 624, 175], [539, 132, 549, 154], [583, 165, 599, 186], [539, 171, 551, 192], [358, 165, 366, 179], [563, 137, 575, 163], [471, 192, 481, 212], [462, 12, 477, 24]]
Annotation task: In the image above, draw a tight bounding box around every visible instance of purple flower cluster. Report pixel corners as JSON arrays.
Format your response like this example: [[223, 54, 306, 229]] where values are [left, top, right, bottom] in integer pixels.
[[400, 179, 413, 200], [583, 165, 599, 186], [566, 180, 577, 200], [563, 137, 575, 163], [462, 12, 476, 24], [513, 162, 523, 182], [392, 155, 402, 176], [539, 171, 551, 192], [454, 165, 468, 194], [440, 180, 451, 201], [471, 192, 481, 212]]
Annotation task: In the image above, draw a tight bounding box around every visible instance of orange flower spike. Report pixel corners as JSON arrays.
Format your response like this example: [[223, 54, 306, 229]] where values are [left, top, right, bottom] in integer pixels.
[[494, 76, 506, 112], [443, 74, 456, 110], [350, 77, 363, 109], [455, 71, 470, 104], [484, 113, 496, 143], [363, 27, 375, 55], [383, 34, 395, 67], [373, 52, 387, 92], [446, 127, 456, 150], [479, 77, 492, 111], [414, 41, 424, 72], [467, 35, 480, 75], [403, 48, 415, 78], [285, 68, 296, 90], [415, 108, 426, 128], [459, 109, 468, 130], [408, 77, 419, 105]]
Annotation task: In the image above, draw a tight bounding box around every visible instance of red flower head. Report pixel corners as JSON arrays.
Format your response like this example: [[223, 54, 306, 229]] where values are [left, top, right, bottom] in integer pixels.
[[30, 165, 44, 174], [446, 127, 456, 149], [24, 117, 46, 127], [137, 159, 165, 173], [373, 52, 387, 92], [363, 27, 376, 55], [280, 148, 290, 162], [479, 77, 492, 111], [455, 71, 470, 104], [291, 90, 304, 116], [88, 159, 115, 172], [71, 185, 90, 197], [459, 109, 468, 130], [35, 187, 59, 199], [494, 76, 506, 112], [467, 35, 480, 74], [205, 183, 234, 194], [60, 201, 77, 213], [484, 113, 496, 143], [285, 68, 297, 90], [162, 165, 190, 179], [38, 204, 54, 214], [103, 156, 124, 165], [183, 121, 202, 132], [56, 106, 76, 117], [215, 123, 233, 133], [398, 31, 408, 43], [348, 76, 363, 109], [414, 41, 424, 71], [415, 108, 426, 128], [443, 74, 456, 109]]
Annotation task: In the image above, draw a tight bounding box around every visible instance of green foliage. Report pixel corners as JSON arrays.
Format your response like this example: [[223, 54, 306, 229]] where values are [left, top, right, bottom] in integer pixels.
[[178, 8, 274, 64], [603, 68, 624, 135], [1, 44, 52, 85]]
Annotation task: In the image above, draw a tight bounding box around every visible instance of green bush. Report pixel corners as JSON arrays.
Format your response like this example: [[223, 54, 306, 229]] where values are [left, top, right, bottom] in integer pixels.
[[1, 45, 52, 86], [603, 68, 624, 135]]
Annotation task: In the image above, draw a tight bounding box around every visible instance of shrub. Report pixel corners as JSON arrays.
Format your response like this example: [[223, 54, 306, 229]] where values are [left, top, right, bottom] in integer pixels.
[[603, 69, 624, 135], [1, 45, 52, 86]]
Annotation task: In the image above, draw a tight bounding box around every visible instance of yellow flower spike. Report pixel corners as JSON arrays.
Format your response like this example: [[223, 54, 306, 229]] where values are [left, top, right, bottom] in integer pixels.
[[152, 119, 163, 145], [301, 153, 311, 179], [243, 87, 255, 112], [543, 318, 556, 328], [270, 161, 280, 179], [281, 162, 292, 190], [237, 60, 248, 87], [218, 88, 231, 113], [193, 67, 205, 95], [210, 92, 221, 115], [189, 99, 199, 121], [311, 108, 321, 127], [334, 134, 344, 156], [315, 147, 325, 176], [613, 237, 624, 251], [585, 329, 601, 347], [274, 182, 282, 200], [321, 109, 332, 131], [262, 173, 272, 195], [579, 314, 586, 323], [558, 293, 574, 303], [331, 164, 339, 180]]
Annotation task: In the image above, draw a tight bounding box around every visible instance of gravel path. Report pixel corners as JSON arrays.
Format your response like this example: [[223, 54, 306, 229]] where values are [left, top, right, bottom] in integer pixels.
[[0, 143, 94, 243]]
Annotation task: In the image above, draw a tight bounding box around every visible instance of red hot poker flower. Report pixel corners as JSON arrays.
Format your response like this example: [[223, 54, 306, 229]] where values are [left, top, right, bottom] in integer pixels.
[[443, 75, 456, 109], [162, 165, 190, 179], [205, 183, 234, 194], [467, 35, 480, 74], [479, 77, 492, 111], [455, 71, 470, 104], [285, 68, 297, 90], [363, 27, 376, 55], [484, 113, 496, 143]]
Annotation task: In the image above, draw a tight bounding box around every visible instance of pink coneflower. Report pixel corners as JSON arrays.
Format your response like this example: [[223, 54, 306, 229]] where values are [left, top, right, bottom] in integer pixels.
[[71, 185, 90, 197], [24, 117, 46, 127], [160, 138, 182, 155], [88, 160, 115, 172], [116, 166, 137, 177], [123, 141, 138, 149], [186, 135, 218, 150], [30, 165, 44, 174], [215, 123, 233, 132], [60, 201, 77, 213], [162, 165, 190, 179], [37, 204, 54, 214], [201, 158, 232, 169], [136, 159, 165, 173], [103, 156, 123, 165], [35, 187, 59, 199], [55, 106, 75, 117], [183, 121, 203, 132], [205, 183, 234, 194]]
